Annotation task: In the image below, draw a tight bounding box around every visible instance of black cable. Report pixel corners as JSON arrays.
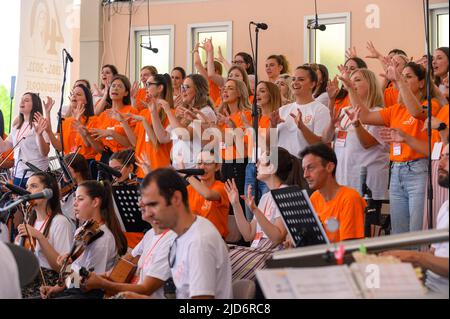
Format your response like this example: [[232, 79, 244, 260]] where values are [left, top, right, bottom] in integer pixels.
[[147, 0, 153, 49], [249, 23, 255, 66], [125, 0, 133, 76]]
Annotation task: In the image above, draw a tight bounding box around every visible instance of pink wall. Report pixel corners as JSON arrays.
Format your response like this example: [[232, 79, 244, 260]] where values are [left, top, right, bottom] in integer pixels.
[[102, 0, 445, 80]]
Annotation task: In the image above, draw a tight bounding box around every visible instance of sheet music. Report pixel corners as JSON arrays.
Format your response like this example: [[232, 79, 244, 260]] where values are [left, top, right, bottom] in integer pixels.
[[350, 263, 426, 299], [285, 266, 362, 299], [255, 269, 295, 299]]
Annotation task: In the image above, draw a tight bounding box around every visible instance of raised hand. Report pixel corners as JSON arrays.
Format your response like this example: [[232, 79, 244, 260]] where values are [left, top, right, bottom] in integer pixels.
[[365, 41, 382, 60], [290, 108, 304, 129], [90, 128, 111, 140], [224, 178, 240, 205], [43, 96, 55, 114], [33, 113, 48, 135], [136, 153, 152, 175], [106, 109, 125, 123], [269, 110, 284, 128], [344, 106, 362, 125], [326, 76, 340, 100], [379, 127, 406, 143], [72, 103, 86, 122], [345, 46, 358, 59], [173, 94, 183, 109], [156, 99, 171, 113], [131, 81, 139, 99], [215, 45, 225, 64], [241, 184, 257, 212], [92, 83, 103, 97], [203, 37, 213, 53]]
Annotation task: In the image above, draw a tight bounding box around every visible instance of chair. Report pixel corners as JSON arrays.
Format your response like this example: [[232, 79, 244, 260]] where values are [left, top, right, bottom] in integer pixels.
[[225, 215, 242, 244], [232, 279, 256, 299]]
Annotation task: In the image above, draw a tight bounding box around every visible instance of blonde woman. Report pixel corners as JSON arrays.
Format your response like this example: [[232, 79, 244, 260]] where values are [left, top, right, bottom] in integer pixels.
[[275, 74, 294, 105]]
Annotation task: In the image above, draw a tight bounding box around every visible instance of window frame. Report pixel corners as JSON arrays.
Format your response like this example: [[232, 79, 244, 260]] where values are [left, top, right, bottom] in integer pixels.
[[186, 21, 233, 75], [303, 12, 351, 65], [131, 25, 175, 82], [429, 3, 449, 50]]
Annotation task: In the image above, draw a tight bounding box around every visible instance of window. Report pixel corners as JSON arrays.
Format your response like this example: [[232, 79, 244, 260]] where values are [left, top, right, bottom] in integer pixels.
[[187, 22, 232, 76], [304, 13, 351, 79], [430, 4, 449, 50], [133, 26, 174, 82]]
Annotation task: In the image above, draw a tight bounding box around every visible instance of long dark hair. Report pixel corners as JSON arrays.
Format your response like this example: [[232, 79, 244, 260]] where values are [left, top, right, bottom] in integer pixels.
[[75, 84, 95, 122], [186, 74, 215, 109], [78, 180, 127, 256], [64, 153, 92, 181], [313, 64, 329, 99], [434, 47, 449, 86], [274, 147, 309, 191], [17, 92, 43, 130], [235, 52, 254, 75], [106, 74, 132, 107], [100, 64, 119, 90], [109, 149, 136, 172], [27, 172, 63, 238]]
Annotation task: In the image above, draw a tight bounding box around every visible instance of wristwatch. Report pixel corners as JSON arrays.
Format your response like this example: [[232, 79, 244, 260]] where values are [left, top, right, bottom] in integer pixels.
[[436, 122, 448, 132]]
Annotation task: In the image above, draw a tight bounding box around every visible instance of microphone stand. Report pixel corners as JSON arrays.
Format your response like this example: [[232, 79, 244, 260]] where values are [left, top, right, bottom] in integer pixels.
[[57, 50, 72, 158], [251, 24, 261, 206], [423, 0, 433, 229]]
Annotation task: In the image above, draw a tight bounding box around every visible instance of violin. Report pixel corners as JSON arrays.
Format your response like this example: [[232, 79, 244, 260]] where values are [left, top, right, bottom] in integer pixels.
[[60, 182, 77, 198], [57, 219, 104, 288], [18, 201, 37, 252]]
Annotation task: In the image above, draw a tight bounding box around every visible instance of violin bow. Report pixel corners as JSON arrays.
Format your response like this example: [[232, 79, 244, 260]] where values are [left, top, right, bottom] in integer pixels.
[[57, 146, 81, 185]]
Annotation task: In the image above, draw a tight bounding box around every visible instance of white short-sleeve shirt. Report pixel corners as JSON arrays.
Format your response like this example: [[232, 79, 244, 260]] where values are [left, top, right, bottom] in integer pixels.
[[5, 125, 50, 179], [72, 224, 117, 274], [132, 228, 177, 299], [426, 200, 449, 296], [0, 242, 22, 299], [171, 216, 232, 299], [277, 101, 330, 158], [334, 106, 390, 200], [33, 214, 74, 270]]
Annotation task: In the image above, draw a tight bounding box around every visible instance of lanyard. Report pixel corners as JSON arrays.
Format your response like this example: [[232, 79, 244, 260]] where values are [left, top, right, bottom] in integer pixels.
[[16, 123, 30, 142], [35, 213, 51, 233], [141, 229, 170, 269]]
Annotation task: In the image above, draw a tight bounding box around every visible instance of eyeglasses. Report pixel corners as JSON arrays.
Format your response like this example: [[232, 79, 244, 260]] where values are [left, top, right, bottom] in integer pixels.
[[232, 60, 245, 65], [181, 84, 191, 91], [145, 82, 159, 88]]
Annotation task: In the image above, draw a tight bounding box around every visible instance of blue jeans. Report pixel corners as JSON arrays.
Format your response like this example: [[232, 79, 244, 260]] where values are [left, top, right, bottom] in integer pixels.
[[244, 163, 269, 221], [389, 159, 427, 234]]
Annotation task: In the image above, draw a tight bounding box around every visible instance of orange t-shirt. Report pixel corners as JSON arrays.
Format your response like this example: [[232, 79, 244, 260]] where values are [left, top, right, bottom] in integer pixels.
[[384, 86, 399, 107], [379, 100, 441, 162], [431, 104, 449, 145], [310, 186, 366, 243], [334, 95, 350, 115], [134, 109, 172, 178], [215, 95, 254, 109], [72, 116, 100, 160], [187, 180, 230, 238], [135, 88, 147, 112], [220, 110, 252, 160], [208, 80, 221, 104], [61, 117, 79, 155], [95, 105, 139, 153]]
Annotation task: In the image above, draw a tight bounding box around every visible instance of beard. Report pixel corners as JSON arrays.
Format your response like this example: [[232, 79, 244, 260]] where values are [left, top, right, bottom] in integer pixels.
[[438, 170, 449, 188]]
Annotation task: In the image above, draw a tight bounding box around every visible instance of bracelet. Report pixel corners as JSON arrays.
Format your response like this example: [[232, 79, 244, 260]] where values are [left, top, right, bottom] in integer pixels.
[[436, 122, 448, 132]]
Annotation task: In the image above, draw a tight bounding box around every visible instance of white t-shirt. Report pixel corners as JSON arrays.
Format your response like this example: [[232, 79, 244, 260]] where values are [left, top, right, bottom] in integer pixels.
[[251, 185, 286, 248], [4, 125, 50, 179], [0, 222, 9, 242], [0, 242, 21, 299], [426, 200, 449, 296], [72, 224, 117, 274], [61, 192, 77, 226], [277, 101, 330, 158], [314, 92, 330, 109], [168, 106, 217, 169], [33, 214, 74, 270], [334, 106, 390, 200], [171, 216, 232, 299], [132, 228, 177, 299]]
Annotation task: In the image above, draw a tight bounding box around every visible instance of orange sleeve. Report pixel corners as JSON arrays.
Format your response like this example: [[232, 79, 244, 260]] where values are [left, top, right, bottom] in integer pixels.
[[339, 189, 366, 241], [378, 105, 393, 127], [436, 104, 449, 124], [135, 88, 147, 112], [208, 80, 221, 103]]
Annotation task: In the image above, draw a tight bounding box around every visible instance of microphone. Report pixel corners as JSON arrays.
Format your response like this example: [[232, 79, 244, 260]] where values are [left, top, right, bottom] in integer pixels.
[[2, 183, 30, 196], [307, 23, 326, 31], [63, 48, 74, 63], [18, 188, 53, 202], [250, 21, 268, 30], [22, 161, 43, 173], [140, 43, 158, 53], [176, 169, 205, 176], [96, 161, 122, 178]]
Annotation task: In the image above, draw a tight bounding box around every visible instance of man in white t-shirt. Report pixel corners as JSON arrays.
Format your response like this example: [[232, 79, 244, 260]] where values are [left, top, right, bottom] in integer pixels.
[[382, 142, 449, 296], [272, 65, 330, 158], [142, 168, 232, 299], [80, 179, 177, 299]]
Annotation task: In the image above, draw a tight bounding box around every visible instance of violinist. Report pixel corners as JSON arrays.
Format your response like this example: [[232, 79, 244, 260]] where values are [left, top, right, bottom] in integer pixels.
[[80, 178, 176, 299], [60, 153, 92, 225], [39, 180, 127, 299], [16, 172, 74, 298], [108, 149, 138, 186]]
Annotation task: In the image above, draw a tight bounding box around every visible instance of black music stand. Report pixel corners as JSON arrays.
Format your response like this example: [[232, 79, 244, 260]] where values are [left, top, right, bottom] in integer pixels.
[[271, 186, 329, 248], [111, 185, 151, 233]]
